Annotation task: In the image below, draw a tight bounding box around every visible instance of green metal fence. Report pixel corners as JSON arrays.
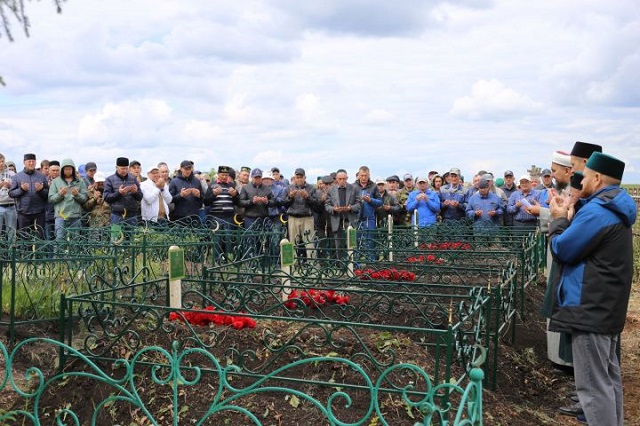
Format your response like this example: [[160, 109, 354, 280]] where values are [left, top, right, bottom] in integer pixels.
[[0, 220, 545, 424], [0, 337, 485, 425]]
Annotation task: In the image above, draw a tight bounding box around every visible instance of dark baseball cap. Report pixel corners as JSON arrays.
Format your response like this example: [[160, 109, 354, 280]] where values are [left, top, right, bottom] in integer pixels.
[[294, 168, 305, 176]]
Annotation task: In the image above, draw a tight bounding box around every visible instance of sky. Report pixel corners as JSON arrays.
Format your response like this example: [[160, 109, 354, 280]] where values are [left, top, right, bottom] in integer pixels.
[[1, 0, 639, 182]]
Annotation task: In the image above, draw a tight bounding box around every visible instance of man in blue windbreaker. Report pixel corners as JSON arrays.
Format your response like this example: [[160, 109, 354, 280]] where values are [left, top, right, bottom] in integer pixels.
[[548, 152, 636, 426]]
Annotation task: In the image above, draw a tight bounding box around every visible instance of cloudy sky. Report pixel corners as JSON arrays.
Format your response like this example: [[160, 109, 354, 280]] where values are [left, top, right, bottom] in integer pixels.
[[1, 0, 639, 182]]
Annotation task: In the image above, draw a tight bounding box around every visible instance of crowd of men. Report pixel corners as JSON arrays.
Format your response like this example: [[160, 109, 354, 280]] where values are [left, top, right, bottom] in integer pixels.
[[0, 152, 571, 245], [0, 140, 637, 425]]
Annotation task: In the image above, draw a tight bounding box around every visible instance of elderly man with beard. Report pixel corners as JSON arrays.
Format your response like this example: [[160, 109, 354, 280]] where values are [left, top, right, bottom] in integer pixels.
[[548, 152, 635, 426], [9, 153, 49, 239]]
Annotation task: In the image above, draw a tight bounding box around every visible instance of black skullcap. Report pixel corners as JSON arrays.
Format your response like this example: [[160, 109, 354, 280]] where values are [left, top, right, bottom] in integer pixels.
[[571, 141, 602, 159], [116, 157, 129, 167], [586, 152, 625, 181], [24, 153, 36, 161], [49, 160, 60, 167], [570, 171, 584, 190], [218, 165, 230, 174]]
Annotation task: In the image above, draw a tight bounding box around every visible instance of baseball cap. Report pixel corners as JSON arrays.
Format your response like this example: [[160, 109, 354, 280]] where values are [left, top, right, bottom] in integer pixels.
[[478, 178, 490, 189], [147, 165, 159, 174], [482, 173, 494, 181], [271, 167, 280, 173], [518, 174, 531, 182], [294, 168, 305, 176], [375, 177, 385, 185], [251, 168, 263, 178], [180, 160, 193, 168], [85, 162, 97, 171], [130, 160, 141, 167], [416, 176, 428, 183], [386, 175, 400, 182], [504, 170, 514, 177], [262, 171, 274, 180], [403, 173, 413, 181], [541, 168, 552, 177], [448, 167, 461, 176]]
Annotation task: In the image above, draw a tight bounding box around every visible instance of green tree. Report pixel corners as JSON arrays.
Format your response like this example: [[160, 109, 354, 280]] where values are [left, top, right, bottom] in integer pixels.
[[1, 0, 64, 85]]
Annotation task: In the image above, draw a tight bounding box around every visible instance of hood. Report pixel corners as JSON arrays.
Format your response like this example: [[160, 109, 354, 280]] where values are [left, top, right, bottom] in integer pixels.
[[61, 158, 76, 170], [591, 186, 637, 228]]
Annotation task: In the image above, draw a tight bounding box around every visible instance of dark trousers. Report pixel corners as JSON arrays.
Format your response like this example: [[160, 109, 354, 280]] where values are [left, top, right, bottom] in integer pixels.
[[17, 212, 45, 239]]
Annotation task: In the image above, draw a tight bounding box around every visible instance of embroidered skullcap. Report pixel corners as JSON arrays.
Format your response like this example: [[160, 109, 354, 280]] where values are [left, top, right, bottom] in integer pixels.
[[551, 151, 572, 167]]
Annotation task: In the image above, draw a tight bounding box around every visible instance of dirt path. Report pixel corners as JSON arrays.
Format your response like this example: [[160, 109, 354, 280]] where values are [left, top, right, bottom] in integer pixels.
[[622, 283, 640, 424]]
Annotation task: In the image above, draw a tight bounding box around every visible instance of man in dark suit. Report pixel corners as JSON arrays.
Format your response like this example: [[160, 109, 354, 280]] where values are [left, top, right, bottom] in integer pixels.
[[325, 171, 360, 259]]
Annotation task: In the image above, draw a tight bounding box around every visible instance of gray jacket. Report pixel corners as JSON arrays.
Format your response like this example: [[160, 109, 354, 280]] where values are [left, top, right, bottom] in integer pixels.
[[325, 183, 361, 233], [0, 167, 15, 205]]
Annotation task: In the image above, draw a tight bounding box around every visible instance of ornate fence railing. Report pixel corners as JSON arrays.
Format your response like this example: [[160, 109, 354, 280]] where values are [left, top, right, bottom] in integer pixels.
[[0, 337, 485, 425]]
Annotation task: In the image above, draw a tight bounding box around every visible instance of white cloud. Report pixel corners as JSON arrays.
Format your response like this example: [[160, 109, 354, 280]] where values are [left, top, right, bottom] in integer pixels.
[[0, 0, 639, 182], [450, 79, 543, 121], [363, 109, 395, 125], [77, 99, 173, 145]]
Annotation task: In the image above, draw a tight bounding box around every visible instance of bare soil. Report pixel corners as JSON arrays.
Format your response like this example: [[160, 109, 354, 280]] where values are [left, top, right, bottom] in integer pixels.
[[1, 279, 639, 425]]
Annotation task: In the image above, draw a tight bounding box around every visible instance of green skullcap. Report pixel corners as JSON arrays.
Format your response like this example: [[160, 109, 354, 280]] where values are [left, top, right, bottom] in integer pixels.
[[586, 152, 625, 181]]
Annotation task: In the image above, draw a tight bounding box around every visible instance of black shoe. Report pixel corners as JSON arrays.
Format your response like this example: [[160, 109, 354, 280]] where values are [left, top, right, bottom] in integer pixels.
[[576, 413, 588, 424], [558, 403, 583, 416]]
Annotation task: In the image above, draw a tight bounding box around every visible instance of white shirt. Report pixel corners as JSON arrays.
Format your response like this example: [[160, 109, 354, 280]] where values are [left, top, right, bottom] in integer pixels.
[[140, 178, 172, 222]]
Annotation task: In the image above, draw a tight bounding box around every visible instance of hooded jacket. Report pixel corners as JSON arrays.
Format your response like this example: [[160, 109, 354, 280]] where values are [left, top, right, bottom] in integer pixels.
[[549, 186, 636, 334], [48, 159, 88, 219]]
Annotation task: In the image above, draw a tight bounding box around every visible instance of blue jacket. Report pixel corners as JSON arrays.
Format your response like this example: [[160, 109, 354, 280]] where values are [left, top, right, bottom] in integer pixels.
[[9, 169, 49, 214], [406, 189, 440, 227], [506, 189, 543, 222], [549, 186, 636, 334], [439, 184, 466, 221], [465, 191, 503, 229]]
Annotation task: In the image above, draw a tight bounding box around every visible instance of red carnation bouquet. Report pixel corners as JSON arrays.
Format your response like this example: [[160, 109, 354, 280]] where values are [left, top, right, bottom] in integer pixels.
[[169, 306, 257, 329], [354, 267, 416, 281], [405, 254, 446, 264], [284, 289, 350, 309], [420, 242, 472, 250]]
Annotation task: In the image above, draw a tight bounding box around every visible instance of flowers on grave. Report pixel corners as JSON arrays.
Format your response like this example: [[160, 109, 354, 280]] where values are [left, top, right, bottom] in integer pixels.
[[354, 267, 416, 282], [284, 289, 350, 309], [169, 306, 256, 330], [404, 254, 446, 264], [419, 242, 472, 251]]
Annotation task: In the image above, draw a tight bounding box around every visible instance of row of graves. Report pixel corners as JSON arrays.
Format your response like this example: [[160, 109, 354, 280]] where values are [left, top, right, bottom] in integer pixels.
[[0, 219, 545, 425]]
